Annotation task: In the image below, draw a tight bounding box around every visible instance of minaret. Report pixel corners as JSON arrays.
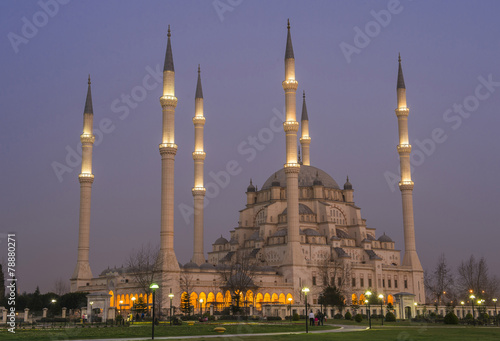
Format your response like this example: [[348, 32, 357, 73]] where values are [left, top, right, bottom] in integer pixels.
[[395, 55, 423, 272], [191, 65, 206, 265], [71, 76, 95, 291], [300, 91, 311, 166], [159, 26, 179, 271], [282, 20, 303, 267]]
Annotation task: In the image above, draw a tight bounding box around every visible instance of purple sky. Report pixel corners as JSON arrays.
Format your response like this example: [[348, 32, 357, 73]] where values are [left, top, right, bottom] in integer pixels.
[[1, 0, 499, 294]]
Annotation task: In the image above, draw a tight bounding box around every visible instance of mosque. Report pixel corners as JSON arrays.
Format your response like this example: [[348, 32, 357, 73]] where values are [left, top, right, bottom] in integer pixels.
[[69, 21, 425, 320]]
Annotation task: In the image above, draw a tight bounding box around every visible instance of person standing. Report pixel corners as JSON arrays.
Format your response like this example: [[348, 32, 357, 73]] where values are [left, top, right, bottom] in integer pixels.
[[309, 310, 315, 326]]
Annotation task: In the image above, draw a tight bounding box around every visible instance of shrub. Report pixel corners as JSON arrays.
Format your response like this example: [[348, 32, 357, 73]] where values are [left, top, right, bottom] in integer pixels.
[[344, 311, 352, 320], [293, 312, 300, 321], [444, 312, 459, 325], [354, 314, 363, 322], [385, 312, 396, 322], [266, 316, 282, 321], [334, 313, 343, 319], [465, 313, 473, 320], [173, 317, 183, 325]]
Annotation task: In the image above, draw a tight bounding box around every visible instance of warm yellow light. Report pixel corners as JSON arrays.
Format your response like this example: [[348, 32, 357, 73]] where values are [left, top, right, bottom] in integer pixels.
[[131, 297, 136, 301], [364, 300, 368, 304], [414, 302, 417, 306], [288, 297, 293, 302], [460, 301, 465, 305], [169, 293, 174, 299], [470, 294, 475, 299], [302, 287, 310, 294], [90, 301, 94, 305], [365, 291, 372, 297], [199, 299, 203, 303], [51, 299, 56, 303], [119, 300, 123, 304], [493, 298, 498, 303], [378, 294, 384, 299], [150, 283, 159, 290]]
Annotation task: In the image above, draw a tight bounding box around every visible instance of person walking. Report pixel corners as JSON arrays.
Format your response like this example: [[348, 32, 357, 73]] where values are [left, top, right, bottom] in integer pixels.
[[309, 310, 315, 326]]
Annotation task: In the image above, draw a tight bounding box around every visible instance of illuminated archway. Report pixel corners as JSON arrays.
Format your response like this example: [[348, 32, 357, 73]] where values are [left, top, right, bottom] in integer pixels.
[[271, 293, 278, 302], [109, 291, 114, 307], [264, 293, 271, 303], [207, 292, 215, 307], [245, 290, 254, 306], [190, 292, 198, 309], [278, 293, 286, 304], [352, 294, 357, 305], [256, 293, 264, 311], [199, 292, 207, 309], [359, 294, 365, 304], [125, 294, 130, 306], [286, 293, 294, 304], [225, 291, 231, 307], [388, 295, 394, 304]]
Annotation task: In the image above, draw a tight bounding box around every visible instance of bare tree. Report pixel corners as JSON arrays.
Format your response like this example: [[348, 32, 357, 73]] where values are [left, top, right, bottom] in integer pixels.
[[127, 243, 162, 295], [425, 254, 454, 309], [218, 252, 259, 314], [457, 255, 499, 300], [179, 272, 195, 315], [53, 278, 70, 296]]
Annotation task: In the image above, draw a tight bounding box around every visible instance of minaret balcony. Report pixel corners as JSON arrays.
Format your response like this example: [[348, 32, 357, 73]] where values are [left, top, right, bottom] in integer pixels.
[[284, 163, 300, 173], [192, 151, 206, 160], [300, 136, 311, 144], [283, 121, 299, 132], [397, 144, 412, 153], [78, 173, 95, 183], [282, 79, 298, 91], [395, 107, 409, 117], [80, 134, 95, 144], [159, 143, 178, 155], [192, 116, 206, 125], [399, 180, 414, 190], [160, 95, 178, 108], [192, 187, 206, 196]]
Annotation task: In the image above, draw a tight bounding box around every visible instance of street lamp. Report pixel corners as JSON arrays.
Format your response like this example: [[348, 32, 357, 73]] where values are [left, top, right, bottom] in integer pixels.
[[378, 294, 384, 325], [365, 291, 372, 329], [168, 293, 174, 326], [302, 287, 310, 333], [470, 294, 475, 319], [493, 298, 498, 325], [89, 301, 94, 325], [199, 298, 204, 316], [288, 297, 293, 323], [150, 283, 159, 340], [460, 301, 465, 319]]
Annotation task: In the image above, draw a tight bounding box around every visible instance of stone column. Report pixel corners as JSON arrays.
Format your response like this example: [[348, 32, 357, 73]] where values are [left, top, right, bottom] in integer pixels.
[[24, 308, 29, 322], [42, 308, 48, 318], [62, 307, 67, 319]]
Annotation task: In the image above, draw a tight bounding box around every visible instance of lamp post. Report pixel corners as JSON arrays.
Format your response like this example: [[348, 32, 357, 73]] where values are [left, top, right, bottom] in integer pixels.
[[378, 294, 384, 325], [89, 301, 93, 324], [302, 287, 309, 333], [477, 299, 482, 321], [168, 293, 174, 326], [460, 301, 465, 319], [150, 283, 159, 340], [288, 297, 293, 323], [199, 298, 204, 316], [365, 291, 372, 329], [470, 294, 475, 319]]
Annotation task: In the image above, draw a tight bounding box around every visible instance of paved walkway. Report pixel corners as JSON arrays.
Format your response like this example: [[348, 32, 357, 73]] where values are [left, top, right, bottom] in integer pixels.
[[69, 324, 368, 341]]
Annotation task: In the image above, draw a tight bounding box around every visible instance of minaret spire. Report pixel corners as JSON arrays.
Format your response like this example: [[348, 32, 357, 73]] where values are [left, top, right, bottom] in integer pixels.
[[282, 19, 303, 271], [71, 77, 96, 290], [300, 90, 311, 165], [394, 55, 424, 302], [192, 65, 206, 265], [159, 26, 180, 273]]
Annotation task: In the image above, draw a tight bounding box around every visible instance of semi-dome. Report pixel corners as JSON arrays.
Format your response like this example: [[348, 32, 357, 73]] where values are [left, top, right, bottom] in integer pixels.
[[281, 203, 314, 215], [183, 261, 200, 270], [262, 165, 339, 190], [214, 236, 228, 245], [378, 233, 393, 243]]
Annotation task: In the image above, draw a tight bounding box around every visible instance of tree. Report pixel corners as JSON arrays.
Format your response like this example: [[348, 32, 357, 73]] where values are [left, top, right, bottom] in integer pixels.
[[457, 255, 499, 300], [127, 243, 163, 295], [179, 272, 195, 315], [218, 252, 259, 314], [53, 278, 69, 296], [425, 254, 454, 308], [318, 286, 346, 313], [318, 258, 352, 298]]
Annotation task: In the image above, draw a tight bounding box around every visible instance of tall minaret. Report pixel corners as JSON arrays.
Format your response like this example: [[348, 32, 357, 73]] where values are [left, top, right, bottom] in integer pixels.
[[71, 76, 95, 291], [159, 26, 179, 271], [300, 91, 311, 166], [282, 20, 303, 267], [191, 65, 206, 265], [395, 55, 423, 273]]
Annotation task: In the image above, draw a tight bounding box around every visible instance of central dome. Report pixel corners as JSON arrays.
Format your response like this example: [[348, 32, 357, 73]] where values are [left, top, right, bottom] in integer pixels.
[[262, 165, 340, 190]]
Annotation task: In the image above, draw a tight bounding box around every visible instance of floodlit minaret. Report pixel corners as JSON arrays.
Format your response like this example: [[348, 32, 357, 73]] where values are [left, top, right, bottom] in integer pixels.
[[282, 20, 302, 266], [300, 91, 311, 166], [395, 54, 423, 272], [191, 65, 206, 265], [71, 76, 95, 290], [159, 26, 179, 271]]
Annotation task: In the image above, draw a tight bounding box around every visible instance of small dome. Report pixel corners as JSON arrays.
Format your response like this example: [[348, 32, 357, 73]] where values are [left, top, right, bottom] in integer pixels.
[[281, 203, 314, 215], [344, 176, 352, 190], [271, 173, 281, 187], [272, 229, 287, 237], [303, 228, 321, 236], [247, 179, 256, 192], [378, 233, 393, 243], [183, 261, 199, 270], [200, 262, 215, 270], [229, 238, 239, 245], [214, 235, 228, 245], [336, 229, 351, 239], [313, 171, 323, 186]]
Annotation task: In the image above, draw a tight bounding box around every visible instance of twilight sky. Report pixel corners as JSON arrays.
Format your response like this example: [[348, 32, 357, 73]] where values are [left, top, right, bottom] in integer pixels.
[[1, 0, 499, 294]]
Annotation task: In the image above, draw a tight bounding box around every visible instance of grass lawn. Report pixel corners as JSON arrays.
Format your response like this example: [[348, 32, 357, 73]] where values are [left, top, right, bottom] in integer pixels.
[[0, 322, 336, 340]]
